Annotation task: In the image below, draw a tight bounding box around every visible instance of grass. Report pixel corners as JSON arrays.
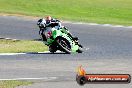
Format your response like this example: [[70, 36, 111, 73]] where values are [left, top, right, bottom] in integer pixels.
[[0, 39, 48, 53], [0, 80, 32, 88], [0, 0, 132, 25]]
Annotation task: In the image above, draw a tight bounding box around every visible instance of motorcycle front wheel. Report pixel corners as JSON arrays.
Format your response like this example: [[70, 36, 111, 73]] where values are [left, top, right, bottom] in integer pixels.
[[56, 37, 71, 54]]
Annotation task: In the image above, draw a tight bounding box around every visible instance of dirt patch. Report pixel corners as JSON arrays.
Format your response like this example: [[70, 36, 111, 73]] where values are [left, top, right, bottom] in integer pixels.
[[0, 13, 39, 20]]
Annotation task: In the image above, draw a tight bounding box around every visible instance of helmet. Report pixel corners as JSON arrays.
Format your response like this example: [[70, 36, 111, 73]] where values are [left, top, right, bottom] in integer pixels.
[[46, 16, 52, 21], [46, 16, 52, 24]]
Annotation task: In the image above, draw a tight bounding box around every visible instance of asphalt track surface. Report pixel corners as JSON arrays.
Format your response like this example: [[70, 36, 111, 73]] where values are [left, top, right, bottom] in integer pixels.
[[0, 16, 132, 88]]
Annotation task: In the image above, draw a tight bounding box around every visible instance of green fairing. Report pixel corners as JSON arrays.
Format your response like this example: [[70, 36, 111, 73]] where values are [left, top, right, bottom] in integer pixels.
[[46, 28, 80, 53]]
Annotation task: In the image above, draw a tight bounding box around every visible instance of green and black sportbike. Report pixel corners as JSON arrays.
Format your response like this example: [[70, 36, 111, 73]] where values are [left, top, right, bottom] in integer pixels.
[[41, 24, 83, 54]]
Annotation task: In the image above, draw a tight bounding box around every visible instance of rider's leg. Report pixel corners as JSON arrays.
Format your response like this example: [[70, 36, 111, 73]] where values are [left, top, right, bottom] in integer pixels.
[[40, 29, 47, 41], [41, 33, 47, 41]]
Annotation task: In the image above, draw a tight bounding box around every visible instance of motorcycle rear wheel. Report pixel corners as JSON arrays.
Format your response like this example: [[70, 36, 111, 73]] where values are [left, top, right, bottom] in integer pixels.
[[76, 47, 83, 53], [49, 44, 57, 53]]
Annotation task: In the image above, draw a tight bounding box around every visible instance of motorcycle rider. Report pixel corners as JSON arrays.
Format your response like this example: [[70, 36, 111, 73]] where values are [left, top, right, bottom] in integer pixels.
[[37, 16, 78, 45]]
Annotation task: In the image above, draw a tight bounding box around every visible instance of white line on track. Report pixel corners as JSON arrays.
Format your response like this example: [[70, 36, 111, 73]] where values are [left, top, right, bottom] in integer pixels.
[[0, 51, 62, 55], [0, 53, 26, 55], [64, 21, 132, 29], [0, 77, 57, 81]]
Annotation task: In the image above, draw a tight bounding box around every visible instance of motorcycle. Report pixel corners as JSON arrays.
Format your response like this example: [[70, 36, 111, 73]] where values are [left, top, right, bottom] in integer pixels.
[[40, 23, 83, 54]]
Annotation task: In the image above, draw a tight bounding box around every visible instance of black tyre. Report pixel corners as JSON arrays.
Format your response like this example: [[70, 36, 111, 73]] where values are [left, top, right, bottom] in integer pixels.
[[76, 75, 86, 85], [77, 47, 83, 53], [56, 37, 71, 54], [49, 44, 57, 53]]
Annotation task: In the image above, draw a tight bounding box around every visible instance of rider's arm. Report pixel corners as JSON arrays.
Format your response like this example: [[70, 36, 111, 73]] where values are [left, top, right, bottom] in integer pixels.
[[60, 27, 70, 34], [47, 19, 61, 28]]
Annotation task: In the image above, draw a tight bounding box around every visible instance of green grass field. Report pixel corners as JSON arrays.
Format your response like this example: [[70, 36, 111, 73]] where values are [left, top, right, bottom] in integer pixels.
[[0, 39, 48, 53], [0, 0, 132, 25], [0, 81, 32, 88]]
